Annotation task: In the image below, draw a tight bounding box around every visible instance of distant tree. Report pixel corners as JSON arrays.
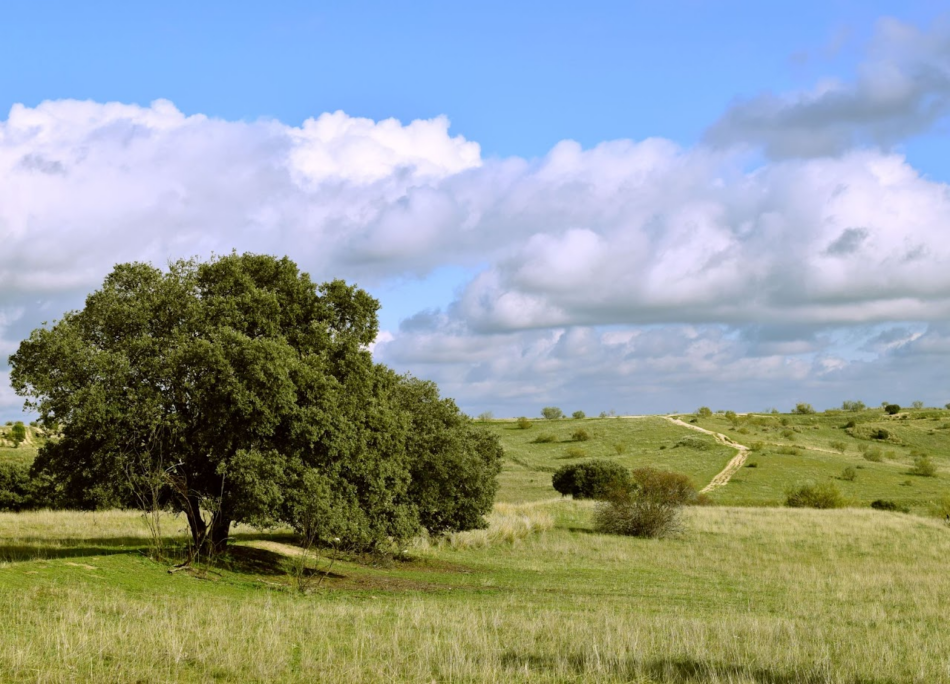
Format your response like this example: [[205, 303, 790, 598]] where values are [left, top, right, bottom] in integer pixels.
[[724, 410, 739, 427], [793, 403, 816, 415], [572, 410, 586, 420], [912, 401, 924, 410], [885, 404, 901, 415], [9, 422, 26, 448], [541, 407, 564, 420], [552, 460, 631, 500], [696, 406, 712, 418], [477, 411, 494, 422], [841, 400, 866, 412]]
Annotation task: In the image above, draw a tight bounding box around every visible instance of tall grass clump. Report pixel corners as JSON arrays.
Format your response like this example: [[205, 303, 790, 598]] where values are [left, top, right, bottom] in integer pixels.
[[438, 503, 554, 549]]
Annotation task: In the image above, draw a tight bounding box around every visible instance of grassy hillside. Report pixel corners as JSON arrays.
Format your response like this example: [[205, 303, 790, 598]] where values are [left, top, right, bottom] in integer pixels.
[[489, 411, 950, 513], [0, 424, 45, 467]]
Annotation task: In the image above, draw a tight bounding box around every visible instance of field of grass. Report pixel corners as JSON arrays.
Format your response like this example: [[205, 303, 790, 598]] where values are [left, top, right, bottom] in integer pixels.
[[3, 413, 950, 681]]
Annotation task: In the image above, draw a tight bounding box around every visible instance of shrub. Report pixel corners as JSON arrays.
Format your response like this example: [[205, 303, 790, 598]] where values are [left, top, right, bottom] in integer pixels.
[[613, 442, 627, 455], [871, 499, 909, 513], [696, 406, 712, 418], [724, 410, 738, 426], [841, 400, 866, 412], [862, 447, 883, 462], [552, 460, 632, 500], [516, 417, 532, 429], [571, 428, 590, 442], [794, 403, 816, 415], [477, 411, 493, 422], [775, 445, 802, 456], [785, 482, 845, 509], [781, 429, 795, 440], [533, 433, 557, 443], [912, 401, 924, 410], [674, 437, 711, 451], [870, 428, 889, 440], [541, 407, 564, 420], [736, 427, 749, 434], [563, 447, 587, 459], [572, 410, 586, 420], [9, 421, 26, 448], [750, 441, 764, 452], [884, 404, 901, 415], [780, 417, 790, 426], [594, 494, 682, 539], [909, 455, 937, 477], [0, 462, 36, 511], [840, 466, 857, 482], [829, 440, 847, 452], [746, 462, 758, 468], [631, 468, 700, 506]]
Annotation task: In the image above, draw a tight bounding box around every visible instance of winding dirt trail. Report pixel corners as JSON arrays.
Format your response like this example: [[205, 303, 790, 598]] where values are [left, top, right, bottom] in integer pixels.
[[664, 417, 750, 493]]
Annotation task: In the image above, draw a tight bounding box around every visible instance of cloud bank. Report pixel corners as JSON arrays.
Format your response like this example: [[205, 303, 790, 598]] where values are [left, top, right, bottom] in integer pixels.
[[4, 17, 950, 415]]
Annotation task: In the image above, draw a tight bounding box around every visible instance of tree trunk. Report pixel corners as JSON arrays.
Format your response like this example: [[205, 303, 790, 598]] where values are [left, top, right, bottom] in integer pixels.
[[209, 512, 232, 554], [184, 495, 207, 553]]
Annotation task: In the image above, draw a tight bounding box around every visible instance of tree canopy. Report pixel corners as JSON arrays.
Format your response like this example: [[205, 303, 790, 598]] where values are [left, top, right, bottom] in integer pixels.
[[10, 253, 502, 555]]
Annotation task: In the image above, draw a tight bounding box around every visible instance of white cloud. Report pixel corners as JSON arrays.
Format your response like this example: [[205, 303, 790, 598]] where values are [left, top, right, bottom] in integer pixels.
[[706, 16, 950, 158]]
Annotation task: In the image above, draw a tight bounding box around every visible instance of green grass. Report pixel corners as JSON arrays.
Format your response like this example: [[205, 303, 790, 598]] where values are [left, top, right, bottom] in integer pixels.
[[2, 505, 950, 682], [3, 414, 950, 681]]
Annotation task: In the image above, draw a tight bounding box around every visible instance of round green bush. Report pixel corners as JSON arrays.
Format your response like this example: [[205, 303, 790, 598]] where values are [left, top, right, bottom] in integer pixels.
[[551, 460, 632, 500], [885, 404, 901, 415], [785, 482, 845, 509]]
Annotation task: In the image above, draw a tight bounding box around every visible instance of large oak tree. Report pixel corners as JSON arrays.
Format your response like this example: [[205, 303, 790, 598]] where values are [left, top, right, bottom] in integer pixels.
[[10, 253, 501, 555]]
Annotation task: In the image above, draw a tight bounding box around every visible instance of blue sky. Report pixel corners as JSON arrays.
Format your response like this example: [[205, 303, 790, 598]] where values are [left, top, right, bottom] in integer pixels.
[[2, 1, 950, 418]]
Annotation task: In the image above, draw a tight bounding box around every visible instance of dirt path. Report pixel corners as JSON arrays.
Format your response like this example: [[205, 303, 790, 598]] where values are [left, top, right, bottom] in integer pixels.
[[664, 417, 750, 493]]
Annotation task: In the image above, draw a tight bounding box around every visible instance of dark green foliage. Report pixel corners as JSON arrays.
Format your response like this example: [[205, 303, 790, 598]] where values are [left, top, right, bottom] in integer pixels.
[[572, 410, 585, 420], [396, 378, 503, 535], [571, 428, 590, 442], [551, 460, 632, 500], [9, 421, 26, 448], [871, 499, 909, 513], [533, 434, 557, 444], [10, 253, 500, 554], [794, 403, 816, 415], [696, 406, 712, 418], [871, 428, 889, 440], [885, 404, 901, 415], [0, 462, 36, 511], [785, 482, 845, 509], [516, 417, 532, 429], [541, 407, 564, 420]]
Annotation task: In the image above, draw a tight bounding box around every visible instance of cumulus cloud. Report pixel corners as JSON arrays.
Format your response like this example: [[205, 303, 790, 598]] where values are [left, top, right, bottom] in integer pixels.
[[3, 88, 950, 415], [706, 16, 950, 157]]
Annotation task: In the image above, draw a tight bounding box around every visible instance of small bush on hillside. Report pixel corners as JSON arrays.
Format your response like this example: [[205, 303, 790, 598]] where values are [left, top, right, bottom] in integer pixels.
[[613, 442, 627, 455], [840, 466, 857, 482], [885, 404, 901, 415], [594, 493, 683, 539], [785, 482, 845, 509], [533, 433, 557, 443], [516, 417, 532, 429], [842, 400, 866, 412], [631, 468, 700, 506], [572, 410, 585, 420], [737, 427, 749, 434], [862, 447, 883, 462], [552, 460, 632, 500], [870, 428, 890, 440], [871, 499, 909, 513], [794, 403, 816, 415], [696, 406, 712, 418], [912, 401, 924, 409], [750, 441, 764, 452], [746, 461, 758, 468], [780, 417, 790, 426], [724, 410, 738, 426], [563, 447, 587, 459], [541, 406, 564, 420], [909, 455, 937, 477], [829, 440, 848, 452], [571, 428, 590, 442], [775, 445, 802, 456], [675, 437, 711, 451], [781, 429, 795, 440], [477, 411, 493, 422]]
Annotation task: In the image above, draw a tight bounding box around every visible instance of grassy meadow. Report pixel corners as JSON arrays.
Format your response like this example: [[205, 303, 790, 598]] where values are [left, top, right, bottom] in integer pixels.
[[2, 411, 950, 682]]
